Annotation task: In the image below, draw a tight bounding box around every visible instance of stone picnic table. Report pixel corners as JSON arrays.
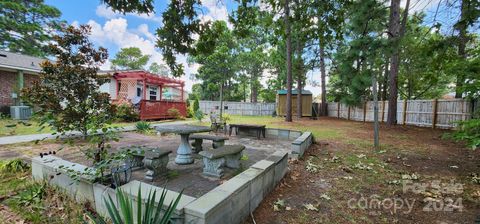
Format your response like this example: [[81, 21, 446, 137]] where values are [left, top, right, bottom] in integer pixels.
[[155, 124, 211, 165], [229, 124, 266, 139]]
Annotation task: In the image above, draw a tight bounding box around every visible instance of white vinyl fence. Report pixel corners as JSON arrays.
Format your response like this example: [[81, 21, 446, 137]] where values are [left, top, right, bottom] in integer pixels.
[[199, 101, 276, 116], [327, 99, 473, 129]]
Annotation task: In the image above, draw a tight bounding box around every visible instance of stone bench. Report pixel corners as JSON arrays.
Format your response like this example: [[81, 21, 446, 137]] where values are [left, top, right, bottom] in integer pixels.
[[199, 144, 245, 178], [189, 134, 229, 152], [142, 148, 172, 181]]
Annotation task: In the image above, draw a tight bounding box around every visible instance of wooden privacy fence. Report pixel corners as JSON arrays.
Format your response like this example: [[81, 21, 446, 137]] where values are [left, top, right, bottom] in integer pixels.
[[327, 99, 473, 129], [199, 101, 276, 116]]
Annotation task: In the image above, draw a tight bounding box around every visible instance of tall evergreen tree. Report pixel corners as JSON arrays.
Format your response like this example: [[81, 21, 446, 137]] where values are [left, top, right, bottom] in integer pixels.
[[0, 0, 63, 57]]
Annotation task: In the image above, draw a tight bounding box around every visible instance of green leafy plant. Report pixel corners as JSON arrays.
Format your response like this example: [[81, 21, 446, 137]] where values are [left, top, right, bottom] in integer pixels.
[[221, 113, 232, 123], [135, 121, 152, 132], [15, 182, 47, 206], [115, 103, 139, 122], [0, 159, 29, 173], [167, 108, 181, 119], [194, 110, 204, 122], [193, 98, 200, 113], [88, 186, 182, 224], [445, 118, 480, 150]]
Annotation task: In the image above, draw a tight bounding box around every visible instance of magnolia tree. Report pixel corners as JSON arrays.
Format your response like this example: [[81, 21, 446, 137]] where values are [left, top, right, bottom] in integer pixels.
[[23, 25, 115, 163]]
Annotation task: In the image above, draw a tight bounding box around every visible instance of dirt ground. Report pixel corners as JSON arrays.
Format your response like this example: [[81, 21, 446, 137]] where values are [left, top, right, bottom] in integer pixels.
[[246, 118, 480, 224], [1, 117, 479, 223]]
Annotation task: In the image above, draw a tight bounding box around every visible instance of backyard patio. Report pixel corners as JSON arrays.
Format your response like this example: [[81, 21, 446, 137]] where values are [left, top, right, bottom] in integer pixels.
[[45, 130, 292, 198]]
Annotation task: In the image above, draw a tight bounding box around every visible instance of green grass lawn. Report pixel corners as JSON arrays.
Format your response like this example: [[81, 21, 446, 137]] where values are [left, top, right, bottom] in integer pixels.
[[224, 115, 343, 140], [0, 118, 185, 137]]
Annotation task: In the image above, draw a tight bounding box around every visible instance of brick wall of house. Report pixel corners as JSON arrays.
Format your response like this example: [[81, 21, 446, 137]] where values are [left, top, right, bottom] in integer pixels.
[[0, 71, 16, 107], [24, 73, 39, 88], [0, 70, 39, 107]]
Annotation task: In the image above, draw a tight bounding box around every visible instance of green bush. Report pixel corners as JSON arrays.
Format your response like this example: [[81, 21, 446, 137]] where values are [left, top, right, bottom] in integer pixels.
[[193, 98, 200, 113], [186, 106, 194, 118], [167, 108, 182, 119], [221, 113, 232, 123], [445, 118, 480, 150], [194, 110, 204, 122], [115, 104, 138, 122], [0, 159, 30, 173], [135, 121, 151, 132]]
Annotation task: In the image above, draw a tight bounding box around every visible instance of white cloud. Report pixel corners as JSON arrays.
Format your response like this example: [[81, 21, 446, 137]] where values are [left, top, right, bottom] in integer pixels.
[[199, 0, 232, 28], [95, 5, 162, 23], [87, 18, 199, 92], [406, 0, 442, 13]]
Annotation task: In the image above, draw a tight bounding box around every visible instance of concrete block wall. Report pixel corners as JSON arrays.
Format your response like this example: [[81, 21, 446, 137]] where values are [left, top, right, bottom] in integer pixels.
[[184, 152, 288, 224], [31, 151, 291, 224], [32, 155, 96, 202], [235, 127, 302, 141], [291, 132, 313, 158]]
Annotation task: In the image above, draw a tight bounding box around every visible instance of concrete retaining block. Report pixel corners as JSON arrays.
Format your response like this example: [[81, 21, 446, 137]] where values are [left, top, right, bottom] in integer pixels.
[[184, 189, 232, 224], [217, 175, 251, 223], [251, 160, 275, 196], [291, 132, 313, 158], [236, 168, 264, 213], [32, 155, 95, 202], [266, 151, 289, 185], [93, 183, 116, 217]]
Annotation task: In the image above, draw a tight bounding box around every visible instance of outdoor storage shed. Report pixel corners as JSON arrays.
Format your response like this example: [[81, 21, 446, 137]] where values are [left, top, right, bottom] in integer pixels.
[[276, 90, 313, 117]]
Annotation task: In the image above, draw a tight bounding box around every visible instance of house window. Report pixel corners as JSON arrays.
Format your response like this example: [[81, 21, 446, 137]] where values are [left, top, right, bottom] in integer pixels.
[[149, 86, 158, 100], [136, 83, 143, 97]]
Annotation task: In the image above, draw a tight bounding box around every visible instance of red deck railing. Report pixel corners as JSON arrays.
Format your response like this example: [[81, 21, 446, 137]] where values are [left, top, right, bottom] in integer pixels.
[[139, 100, 187, 120]]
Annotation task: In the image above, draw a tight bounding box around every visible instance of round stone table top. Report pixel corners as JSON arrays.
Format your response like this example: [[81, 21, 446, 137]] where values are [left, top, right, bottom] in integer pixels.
[[155, 124, 211, 135]]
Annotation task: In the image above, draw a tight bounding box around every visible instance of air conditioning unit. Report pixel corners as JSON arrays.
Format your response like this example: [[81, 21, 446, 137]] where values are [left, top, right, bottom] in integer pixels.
[[10, 106, 32, 120]]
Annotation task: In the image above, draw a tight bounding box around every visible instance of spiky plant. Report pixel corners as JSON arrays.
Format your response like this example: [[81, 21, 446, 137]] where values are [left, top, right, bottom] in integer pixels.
[[89, 186, 182, 224]]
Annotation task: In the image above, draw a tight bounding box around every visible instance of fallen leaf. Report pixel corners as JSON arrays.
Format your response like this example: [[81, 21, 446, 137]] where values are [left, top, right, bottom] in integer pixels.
[[303, 203, 319, 211], [320, 193, 331, 201]]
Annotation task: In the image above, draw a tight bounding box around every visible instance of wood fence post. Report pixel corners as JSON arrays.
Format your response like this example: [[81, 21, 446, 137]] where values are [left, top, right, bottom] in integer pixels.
[[381, 101, 385, 122], [363, 102, 367, 122], [337, 103, 340, 118], [347, 106, 351, 120], [432, 99, 438, 129], [402, 99, 407, 125]]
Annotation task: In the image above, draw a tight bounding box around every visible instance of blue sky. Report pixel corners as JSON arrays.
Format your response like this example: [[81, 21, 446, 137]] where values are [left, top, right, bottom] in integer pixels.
[[45, 0, 239, 92], [44, 0, 446, 95]]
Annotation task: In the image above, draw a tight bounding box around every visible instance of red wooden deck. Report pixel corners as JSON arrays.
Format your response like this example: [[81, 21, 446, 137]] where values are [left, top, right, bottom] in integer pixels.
[[139, 100, 187, 120]]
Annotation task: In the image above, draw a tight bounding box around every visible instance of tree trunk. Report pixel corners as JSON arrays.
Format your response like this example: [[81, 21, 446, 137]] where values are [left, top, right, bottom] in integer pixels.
[[386, 0, 409, 126], [455, 0, 469, 98], [219, 81, 224, 120], [296, 36, 302, 120], [284, 0, 293, 122], [251, 75, 258, 103], [320, 42, 327, 116], [297, 74, 302, 119], [372, 71, 380, 149], [382, 59, 389, 101]]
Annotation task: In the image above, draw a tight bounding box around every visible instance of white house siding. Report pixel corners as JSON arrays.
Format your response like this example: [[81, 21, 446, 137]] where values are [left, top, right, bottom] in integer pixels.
[[98, 78, 117, 100]]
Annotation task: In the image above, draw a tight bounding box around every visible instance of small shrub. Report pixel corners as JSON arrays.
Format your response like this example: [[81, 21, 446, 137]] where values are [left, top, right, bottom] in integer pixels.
[[221, 113, 232, 123], [88, 186, 182, 224], [186, 107, 194, 118], [167, 108, 181, 119], [194, 110, 204, 122], [115, 103, 138, 122], [0, 159, 30, 173], [193, 98, 200, 112], [15, 182, 47, 206], [135, 121, 151, 132], [445, 118, 480, 150]]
